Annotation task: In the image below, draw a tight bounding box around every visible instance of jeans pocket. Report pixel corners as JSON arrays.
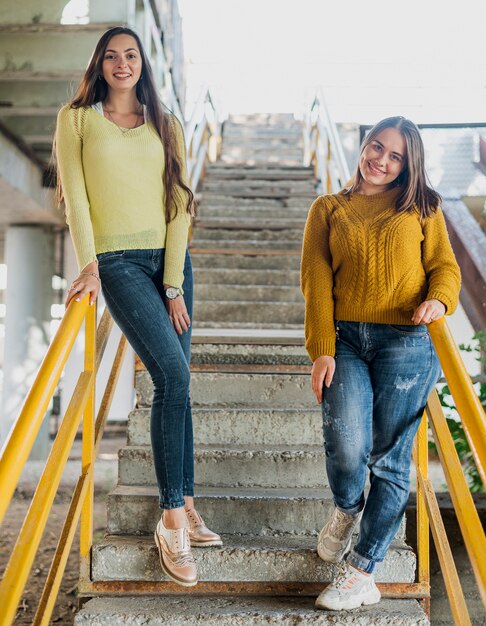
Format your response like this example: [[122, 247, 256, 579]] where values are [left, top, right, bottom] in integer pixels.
[[389, 324, 428, 337]]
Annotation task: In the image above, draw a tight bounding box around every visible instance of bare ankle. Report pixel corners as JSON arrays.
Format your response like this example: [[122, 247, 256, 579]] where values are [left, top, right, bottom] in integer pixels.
[[184, 495, 194, 511], [162, 506, 188, 529]]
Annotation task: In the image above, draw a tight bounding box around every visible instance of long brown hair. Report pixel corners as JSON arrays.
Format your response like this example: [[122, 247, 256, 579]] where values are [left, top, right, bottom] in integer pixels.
[[57, 26, 194, 222], [346, 116, 440, 218]]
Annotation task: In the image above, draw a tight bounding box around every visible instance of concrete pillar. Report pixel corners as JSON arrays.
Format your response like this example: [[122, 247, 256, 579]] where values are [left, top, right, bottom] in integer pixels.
[[0, 225, 54, 459]]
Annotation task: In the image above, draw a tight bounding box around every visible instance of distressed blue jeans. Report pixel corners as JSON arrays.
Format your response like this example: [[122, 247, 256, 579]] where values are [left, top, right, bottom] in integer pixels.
[[322, 321, 440, 573], [97, 248, 194, 510]]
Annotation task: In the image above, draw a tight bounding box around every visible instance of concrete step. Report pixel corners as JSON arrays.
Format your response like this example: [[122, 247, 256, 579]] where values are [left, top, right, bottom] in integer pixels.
[[194, 217, 307, 229], [198, 187, 314, 199], [192, 228, 303, 242], [190, 343, 309, 365], [226, 114, 300, 127], [193, 300, 304, 324], [194, 322, 303, 330], [128, 407, 317, 447], [220, 155, 304, 166], [223, 125, 302, 135], [91, 534, 416, 583], [196, 207, 309, 221], [194, 284, 302, 303], [190, 240, 302, 252], [206, 166, 314, 180], [191, 327, 304, 343], [106, 485, 405, 540], [203, 177, 315, 195], [199, 194, 312, 209], [222, 138, 303, 148], [118, 445, 327, 488], [136, 371, 312, 408], [193, 268, 300, 286], [75, 596, 428, 626], [107, 485, 332, 536], [191, 254, 301, 271], [0, 29, 113, 75], [223, 115, 295, 125]]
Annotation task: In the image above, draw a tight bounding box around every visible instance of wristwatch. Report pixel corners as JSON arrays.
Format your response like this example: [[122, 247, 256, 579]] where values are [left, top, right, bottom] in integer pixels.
[[164, 286, 181, 300]]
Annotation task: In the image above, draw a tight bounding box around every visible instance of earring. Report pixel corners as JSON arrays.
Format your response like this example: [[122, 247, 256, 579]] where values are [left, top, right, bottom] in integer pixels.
[[98, 75, 103, 81]]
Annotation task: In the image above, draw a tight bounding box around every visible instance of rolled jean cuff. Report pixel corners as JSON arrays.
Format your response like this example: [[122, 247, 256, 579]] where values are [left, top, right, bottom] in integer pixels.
[[347, 549, 375, 574], [183, 484, 194, 497], [159, 488, 185, 510], [336, 500, 364, 516]]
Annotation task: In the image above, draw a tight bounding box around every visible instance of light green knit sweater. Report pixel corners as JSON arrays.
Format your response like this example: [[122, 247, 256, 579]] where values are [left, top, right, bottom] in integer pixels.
[[56, 105, 191, 289], [301, 187, 461, 361]]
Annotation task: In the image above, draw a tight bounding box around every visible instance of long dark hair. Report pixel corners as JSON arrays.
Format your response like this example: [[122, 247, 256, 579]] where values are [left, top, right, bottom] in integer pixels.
[[58, 26, 194, 222], [346, 116, 440, 218]]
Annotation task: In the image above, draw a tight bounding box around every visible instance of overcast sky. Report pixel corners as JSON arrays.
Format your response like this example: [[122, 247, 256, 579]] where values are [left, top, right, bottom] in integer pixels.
[[179, 0, 486, 122]]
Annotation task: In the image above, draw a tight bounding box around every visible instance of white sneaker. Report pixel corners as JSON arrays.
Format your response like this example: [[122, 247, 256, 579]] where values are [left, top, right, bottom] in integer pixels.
[[317, 507, 362, 562], [315, 563, 381, 611]]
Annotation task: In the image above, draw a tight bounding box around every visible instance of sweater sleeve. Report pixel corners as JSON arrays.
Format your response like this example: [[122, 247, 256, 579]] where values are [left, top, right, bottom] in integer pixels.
[[163, 115, 191, 290], [55, 105, 97, 270], [300, 196, 336, 360], [422, 207, 461, 313]]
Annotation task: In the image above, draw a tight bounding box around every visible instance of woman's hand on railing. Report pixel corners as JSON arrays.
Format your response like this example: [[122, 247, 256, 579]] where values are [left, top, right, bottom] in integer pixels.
[[311, 355, 336, 404], [65, 262, 100, 308], [412, 299, 446, 325]]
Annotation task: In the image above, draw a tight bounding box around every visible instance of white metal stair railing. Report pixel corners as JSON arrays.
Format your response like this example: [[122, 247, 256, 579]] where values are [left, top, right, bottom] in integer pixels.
[[303, 88, 351, 193], [185, 87, 221, 191]]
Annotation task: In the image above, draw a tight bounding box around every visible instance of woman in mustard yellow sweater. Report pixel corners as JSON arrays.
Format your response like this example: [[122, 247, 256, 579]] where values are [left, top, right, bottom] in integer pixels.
[[55, 27, 221, 588], [301, 117, 460, 611]]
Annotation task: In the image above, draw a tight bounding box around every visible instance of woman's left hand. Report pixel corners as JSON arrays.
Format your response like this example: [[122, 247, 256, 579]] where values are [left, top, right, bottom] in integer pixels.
[[165, 294, 191, 335], [411, 299, 446, 325]]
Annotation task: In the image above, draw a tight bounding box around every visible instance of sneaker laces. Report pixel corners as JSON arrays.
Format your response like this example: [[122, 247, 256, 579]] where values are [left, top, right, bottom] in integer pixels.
[[331, 563, 360, 590], [328, 509, 357, 538], [331, 563, 352, 589]]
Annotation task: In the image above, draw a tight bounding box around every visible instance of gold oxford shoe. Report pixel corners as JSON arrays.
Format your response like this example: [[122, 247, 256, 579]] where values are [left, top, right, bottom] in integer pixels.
[[186, 508, 223, 547], [154, 517, 198, 587]]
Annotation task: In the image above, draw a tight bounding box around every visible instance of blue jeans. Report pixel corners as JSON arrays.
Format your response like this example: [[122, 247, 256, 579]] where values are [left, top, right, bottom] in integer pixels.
[[97, 248, 194, 510], [322, 321, 441, 573]]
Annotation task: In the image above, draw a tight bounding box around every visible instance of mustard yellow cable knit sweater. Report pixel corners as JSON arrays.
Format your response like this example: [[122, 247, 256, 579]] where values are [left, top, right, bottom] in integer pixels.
[[300, 187, 461, 361], [55, 105, 191, 290]]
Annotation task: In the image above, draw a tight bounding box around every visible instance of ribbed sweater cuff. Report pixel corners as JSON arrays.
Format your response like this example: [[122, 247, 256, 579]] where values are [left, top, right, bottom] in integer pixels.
[[307, 339, 336, 361], [426, 290, 455, 314]]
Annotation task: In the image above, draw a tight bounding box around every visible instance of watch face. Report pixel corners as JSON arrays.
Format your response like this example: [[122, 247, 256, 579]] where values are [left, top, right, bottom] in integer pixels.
[[166, 287, 179, 299]]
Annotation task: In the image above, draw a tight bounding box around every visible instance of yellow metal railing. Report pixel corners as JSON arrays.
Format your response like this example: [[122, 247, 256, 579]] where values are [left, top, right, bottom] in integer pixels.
[[0, 299, 127, 626], [413, 318, 486, 623], [303, 95, 486, 622]]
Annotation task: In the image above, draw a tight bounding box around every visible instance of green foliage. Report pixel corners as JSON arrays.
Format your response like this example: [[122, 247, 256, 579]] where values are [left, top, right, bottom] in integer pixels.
[[430, 330, 486, 493]]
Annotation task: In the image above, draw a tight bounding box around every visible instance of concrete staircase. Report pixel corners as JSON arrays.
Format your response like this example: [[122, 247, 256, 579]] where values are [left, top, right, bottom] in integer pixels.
[[76, 115, 429, 624]]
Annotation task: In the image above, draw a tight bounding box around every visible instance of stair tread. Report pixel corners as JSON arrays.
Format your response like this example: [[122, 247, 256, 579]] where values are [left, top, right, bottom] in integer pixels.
[[131, 406, 317, 414], [76, 596, 428, 625], [96, 532, 411, 553], [191, 327, 304, 344], [110, 485, 332, 499], [122, 444, 323, 453]]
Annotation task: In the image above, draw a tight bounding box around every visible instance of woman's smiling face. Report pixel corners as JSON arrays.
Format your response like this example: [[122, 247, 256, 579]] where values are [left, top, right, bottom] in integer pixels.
[[358, 127, 407, 194], [101, 34, 143, 92]]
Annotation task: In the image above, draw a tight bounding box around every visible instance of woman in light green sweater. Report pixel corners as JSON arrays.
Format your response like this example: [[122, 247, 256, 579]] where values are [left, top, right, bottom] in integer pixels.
[[56, 26, 221, 588]]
